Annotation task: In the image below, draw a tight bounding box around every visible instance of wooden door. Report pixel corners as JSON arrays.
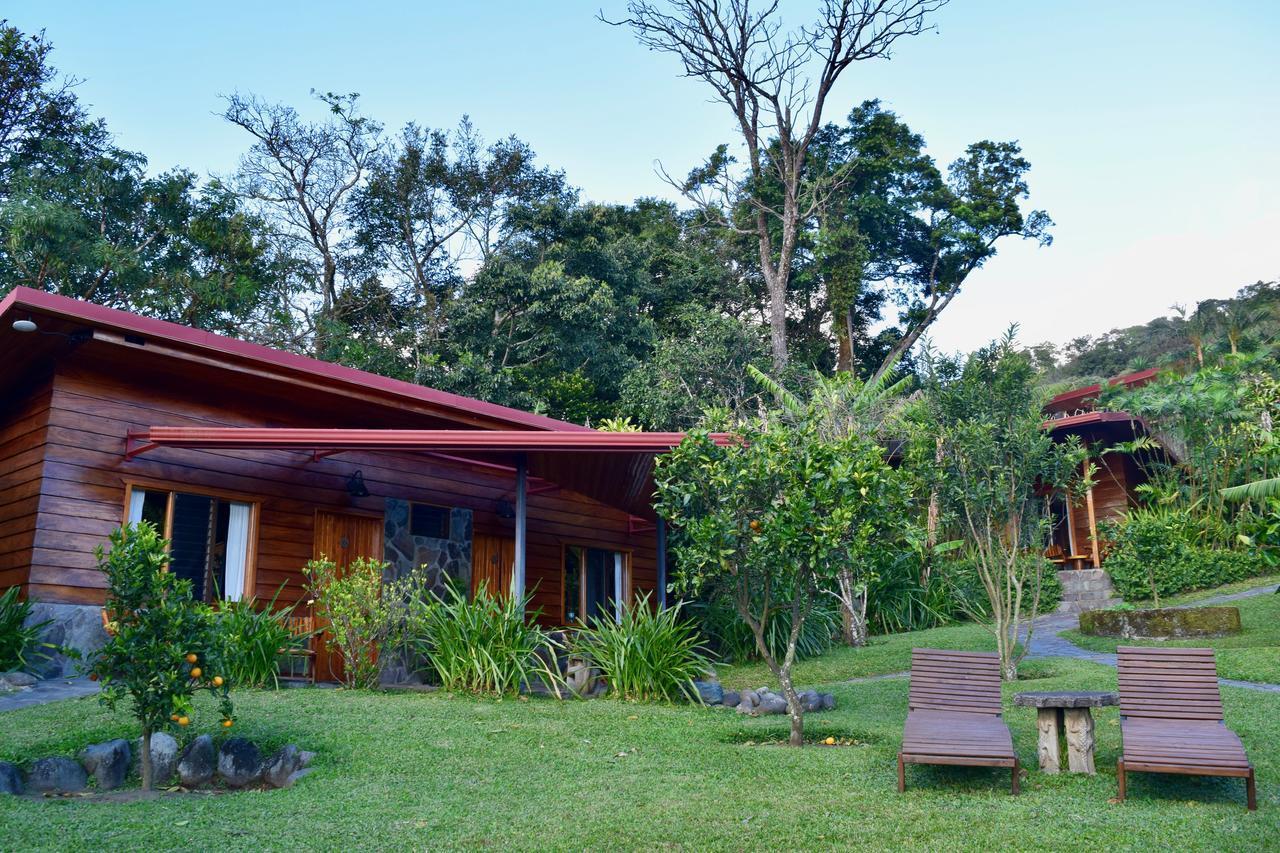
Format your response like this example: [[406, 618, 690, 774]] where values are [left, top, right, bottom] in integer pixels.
[[471, 534, 515, 599], [312, 510, 384, 682]]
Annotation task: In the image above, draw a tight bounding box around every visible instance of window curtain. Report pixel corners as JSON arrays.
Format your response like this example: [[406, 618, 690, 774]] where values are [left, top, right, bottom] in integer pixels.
[[613, 551, 625, 624], [126, 488, 147, 524], [223, 502, 252, 602]]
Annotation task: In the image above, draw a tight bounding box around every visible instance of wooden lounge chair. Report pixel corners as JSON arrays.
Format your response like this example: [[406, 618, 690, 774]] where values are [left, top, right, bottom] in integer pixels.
[[898, 648, 1019, 794], [1116, 646, 1256, 810]]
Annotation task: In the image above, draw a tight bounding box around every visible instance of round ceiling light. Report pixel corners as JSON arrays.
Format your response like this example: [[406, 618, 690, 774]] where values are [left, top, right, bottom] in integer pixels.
[[12, 318, 38, 333]]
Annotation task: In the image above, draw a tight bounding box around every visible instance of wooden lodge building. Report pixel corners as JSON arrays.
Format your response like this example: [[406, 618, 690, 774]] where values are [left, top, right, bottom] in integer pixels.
[[1041, 369, 1164, 569], [0, 287, 693, 677]]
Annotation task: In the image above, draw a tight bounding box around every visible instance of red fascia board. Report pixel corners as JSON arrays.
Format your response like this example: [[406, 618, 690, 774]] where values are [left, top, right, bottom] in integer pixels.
[[0, 287, 585, 433], [1042, 411, 1138, 431], [1044, 368, 1161, 411], [128, 427, 737, 454]]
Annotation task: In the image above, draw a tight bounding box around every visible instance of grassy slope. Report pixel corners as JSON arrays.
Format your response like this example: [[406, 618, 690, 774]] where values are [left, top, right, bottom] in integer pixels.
[[2, 655, 1276, 850], [718, 620, 996, 689], [1063, 589, 1280, 684]]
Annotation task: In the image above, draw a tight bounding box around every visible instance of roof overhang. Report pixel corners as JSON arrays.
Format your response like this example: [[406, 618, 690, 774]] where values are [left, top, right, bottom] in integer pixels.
[[123, 427, 738, 520]]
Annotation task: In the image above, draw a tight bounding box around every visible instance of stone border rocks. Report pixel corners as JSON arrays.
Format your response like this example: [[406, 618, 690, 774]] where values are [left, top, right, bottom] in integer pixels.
[[694, 681, 836, 715], [0, 734, 316, 797]]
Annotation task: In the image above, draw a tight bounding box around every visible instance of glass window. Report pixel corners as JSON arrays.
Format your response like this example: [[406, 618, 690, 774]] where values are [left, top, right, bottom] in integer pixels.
[[126, 486, 253, 603], [410, 503, 451, 539], [564, 546, 630, 625]]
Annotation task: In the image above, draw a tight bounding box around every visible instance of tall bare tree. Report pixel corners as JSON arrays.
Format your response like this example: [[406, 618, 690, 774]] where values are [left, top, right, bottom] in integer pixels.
[[606, 0, 947, 370], [222, 91, 381, 326]]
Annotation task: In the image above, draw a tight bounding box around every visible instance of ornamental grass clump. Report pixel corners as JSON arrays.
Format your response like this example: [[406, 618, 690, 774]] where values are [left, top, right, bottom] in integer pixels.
[[216, 587, 304, 689], [405, 582, 562, 696], [571, 593, 712, 702]]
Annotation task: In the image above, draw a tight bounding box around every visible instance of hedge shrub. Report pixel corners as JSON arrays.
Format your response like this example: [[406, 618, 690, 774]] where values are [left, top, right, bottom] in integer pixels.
[[1103, 510, 1268, 600]]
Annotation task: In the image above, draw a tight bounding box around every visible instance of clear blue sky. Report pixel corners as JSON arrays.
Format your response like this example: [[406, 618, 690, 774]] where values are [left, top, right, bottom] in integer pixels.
[[8, 1, 1279, 355]]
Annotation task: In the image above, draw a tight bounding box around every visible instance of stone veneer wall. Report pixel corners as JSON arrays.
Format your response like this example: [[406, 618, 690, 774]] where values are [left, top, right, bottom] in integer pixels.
[[382, 498, 473, 594]]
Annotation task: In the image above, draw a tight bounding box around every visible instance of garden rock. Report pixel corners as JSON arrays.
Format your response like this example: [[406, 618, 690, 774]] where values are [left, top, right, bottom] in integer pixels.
[[820, 692, 836, 710], [80, 739, 131, 790], [217, 738, 262, 788], [135, 732, 179, 787], [721, 690, 740, 708], [27, 757, 87, 793], [0, 761, 24, 795], [757, 693, 789, 715], [799, 690, 822, 712], [0, 671, 37, 690], [262, 744, 311, 788], [178, 735, 215, 787], [693, 680, 724, 705]]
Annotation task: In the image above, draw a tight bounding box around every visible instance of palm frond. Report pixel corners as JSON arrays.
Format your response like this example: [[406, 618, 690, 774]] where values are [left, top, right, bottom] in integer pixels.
[[1221, 477, 1280, 502]]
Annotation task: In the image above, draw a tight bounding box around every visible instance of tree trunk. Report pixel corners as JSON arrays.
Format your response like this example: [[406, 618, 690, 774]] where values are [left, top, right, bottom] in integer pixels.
[[777, 667, 805, 747], [140, 728, 154, 791]]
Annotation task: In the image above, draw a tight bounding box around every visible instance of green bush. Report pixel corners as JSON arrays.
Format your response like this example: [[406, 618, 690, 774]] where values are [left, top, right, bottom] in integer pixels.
[[690, 594, 839, 664], [1104, 509, 1269, 600], [570, 594, 712, 702], [0, 586, 51, 672], [401, 582, 561, 696], [932, 554, 1061, 618], [303, 556, 398, 690], [216, 591, 302, 689]]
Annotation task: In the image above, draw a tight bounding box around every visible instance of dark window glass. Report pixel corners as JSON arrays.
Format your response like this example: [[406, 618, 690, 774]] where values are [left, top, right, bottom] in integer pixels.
[[139, 490, 168, 530], [170, 493, 214, 601], [410, 504, 450, 539], [582, 548, 617, 624], [564, 547, 583, 623]]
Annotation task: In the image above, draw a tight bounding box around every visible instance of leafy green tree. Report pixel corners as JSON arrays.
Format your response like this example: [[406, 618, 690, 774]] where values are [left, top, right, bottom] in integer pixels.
[[87, 524, 233, 790], [0, 20, 87, 188], [918, 333, 1086, 680], [655, 408, 903, 745]]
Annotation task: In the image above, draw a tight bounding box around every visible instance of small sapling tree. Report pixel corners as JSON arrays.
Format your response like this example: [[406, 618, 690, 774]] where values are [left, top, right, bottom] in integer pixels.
[[88, 523, 233, 790], [921, 332, 1088, 680], [656, 411, 902, 745]]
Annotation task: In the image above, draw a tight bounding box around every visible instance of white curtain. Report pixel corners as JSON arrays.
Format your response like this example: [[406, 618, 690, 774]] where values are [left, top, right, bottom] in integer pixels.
[[613, 551, 625, 624], [126, 488, 147, 524], [223, 502, 251, 602]]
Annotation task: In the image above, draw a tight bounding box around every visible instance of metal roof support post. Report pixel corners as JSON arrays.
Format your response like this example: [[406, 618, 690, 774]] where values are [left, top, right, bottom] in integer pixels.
[[656, 518, 667, 610], [513, 453, 528, 610]]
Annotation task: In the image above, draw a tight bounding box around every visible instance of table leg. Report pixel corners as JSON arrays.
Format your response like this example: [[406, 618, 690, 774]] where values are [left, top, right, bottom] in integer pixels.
[[1065, 708, 1096, 774], [1036, 708, 1062, 773]]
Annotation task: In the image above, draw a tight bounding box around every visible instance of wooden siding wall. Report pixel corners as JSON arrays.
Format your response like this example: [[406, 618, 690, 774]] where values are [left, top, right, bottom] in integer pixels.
[[0, 379, 53, 594], [20, 360, 657, 622], [1071, 453, 1143, 553]]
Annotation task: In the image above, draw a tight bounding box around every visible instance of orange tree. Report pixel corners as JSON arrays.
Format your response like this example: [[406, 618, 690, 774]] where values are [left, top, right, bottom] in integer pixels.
[[655, 412, 904, 746], [87, 523, 233, 790]]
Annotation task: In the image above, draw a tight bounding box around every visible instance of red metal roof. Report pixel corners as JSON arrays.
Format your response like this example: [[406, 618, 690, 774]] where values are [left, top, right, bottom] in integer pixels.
[[0, 287, 587, 433], [1043, 368, 1161, 414], [1041, 411, 1138, 431]]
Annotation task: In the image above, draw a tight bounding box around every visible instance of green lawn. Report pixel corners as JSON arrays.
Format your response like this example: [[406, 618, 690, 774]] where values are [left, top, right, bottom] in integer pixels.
[[718, 619, 997, 689], [1, 655, 1275, 850], [1063, 588, 1280, 685]]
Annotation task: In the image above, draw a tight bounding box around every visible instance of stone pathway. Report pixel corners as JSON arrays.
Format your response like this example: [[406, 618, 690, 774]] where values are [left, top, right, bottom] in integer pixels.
[[0, 676, 99, 712], [1023, 581, 1280, 693]]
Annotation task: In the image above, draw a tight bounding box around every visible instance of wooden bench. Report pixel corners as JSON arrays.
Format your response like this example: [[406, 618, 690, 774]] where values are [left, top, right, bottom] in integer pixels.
[[898, 648, 1019, 794], [280, 615, 317, 683], [1116, 646, 1256, 810]]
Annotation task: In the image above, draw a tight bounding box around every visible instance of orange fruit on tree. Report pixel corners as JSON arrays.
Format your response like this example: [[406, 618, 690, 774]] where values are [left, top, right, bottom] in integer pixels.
[[212, 676, 224, 687], [177, 716, 190, 727], [185, 653, 198, 664], [189, 667, 202, 679], [170, 713, 180, 721]]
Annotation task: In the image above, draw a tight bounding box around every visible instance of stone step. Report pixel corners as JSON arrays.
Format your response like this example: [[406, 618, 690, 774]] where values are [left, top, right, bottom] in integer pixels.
[[1060, 582, 1114, 596], [1056, 598, 1123, 615], [1061, 589, 1117, 602]]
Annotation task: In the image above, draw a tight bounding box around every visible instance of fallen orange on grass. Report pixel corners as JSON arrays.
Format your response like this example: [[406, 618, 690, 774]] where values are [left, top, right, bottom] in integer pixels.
[[222, 719, 233, 728]]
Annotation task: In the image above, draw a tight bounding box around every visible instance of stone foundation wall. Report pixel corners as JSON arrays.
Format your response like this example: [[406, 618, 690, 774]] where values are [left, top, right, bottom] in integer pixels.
[[382, 498, 473, 594], [24, 603, 109, 678]]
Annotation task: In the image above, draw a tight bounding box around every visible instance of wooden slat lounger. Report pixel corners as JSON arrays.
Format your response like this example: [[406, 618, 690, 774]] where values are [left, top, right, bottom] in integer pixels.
[[1116, 646, 1257, 810], [898, 648, 1019, 794]]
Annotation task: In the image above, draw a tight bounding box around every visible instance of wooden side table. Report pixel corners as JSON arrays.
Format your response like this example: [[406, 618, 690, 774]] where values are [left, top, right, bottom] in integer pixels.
[[1014, 690, 1119, 775]]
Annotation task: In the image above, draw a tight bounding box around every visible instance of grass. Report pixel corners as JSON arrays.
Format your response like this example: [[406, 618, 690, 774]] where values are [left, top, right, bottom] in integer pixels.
[[1064, 588, 1280, 685], [718, 619, 996, 689], [1, 654, 1275, 849]]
